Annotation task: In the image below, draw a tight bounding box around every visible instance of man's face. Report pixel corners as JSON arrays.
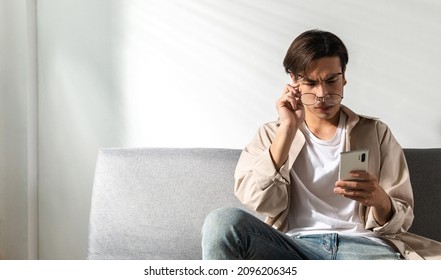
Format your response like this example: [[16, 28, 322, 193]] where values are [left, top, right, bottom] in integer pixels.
[[291, 56, 346, 121]]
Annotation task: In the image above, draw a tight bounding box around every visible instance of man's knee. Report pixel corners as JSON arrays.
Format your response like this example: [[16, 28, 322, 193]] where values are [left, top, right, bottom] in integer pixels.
[[202, 206, 248, 234], [202, 207, 252, 259]]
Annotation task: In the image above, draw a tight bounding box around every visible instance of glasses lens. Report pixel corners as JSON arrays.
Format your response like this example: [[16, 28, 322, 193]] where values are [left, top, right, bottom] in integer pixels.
[[300, 94, 342, 106], [300, 93, 317, 105], [325, 94, 342, 105]]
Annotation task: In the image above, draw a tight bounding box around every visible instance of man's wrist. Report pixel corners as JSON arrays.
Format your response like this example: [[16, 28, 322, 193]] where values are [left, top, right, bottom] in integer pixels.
[[373, 195, 393, 225]]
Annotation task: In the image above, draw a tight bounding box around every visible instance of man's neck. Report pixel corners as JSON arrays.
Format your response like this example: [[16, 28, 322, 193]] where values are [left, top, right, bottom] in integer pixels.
[[304, 111, 341, 141]]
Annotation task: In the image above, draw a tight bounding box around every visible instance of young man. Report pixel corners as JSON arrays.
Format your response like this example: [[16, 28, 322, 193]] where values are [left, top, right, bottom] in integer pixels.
[[202, 29, 441, 260]]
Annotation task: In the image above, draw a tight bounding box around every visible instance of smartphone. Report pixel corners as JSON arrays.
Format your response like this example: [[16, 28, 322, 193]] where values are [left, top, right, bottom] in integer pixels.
[[338, 149, 369, 181]]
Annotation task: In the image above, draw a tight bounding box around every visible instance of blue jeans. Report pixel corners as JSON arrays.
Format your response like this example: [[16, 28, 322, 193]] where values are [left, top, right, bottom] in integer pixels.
[[202, 207, 402, 260]]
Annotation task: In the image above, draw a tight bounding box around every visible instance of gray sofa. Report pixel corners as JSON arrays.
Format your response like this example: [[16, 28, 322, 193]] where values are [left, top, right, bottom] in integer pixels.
[[87, 148, 441, 259]]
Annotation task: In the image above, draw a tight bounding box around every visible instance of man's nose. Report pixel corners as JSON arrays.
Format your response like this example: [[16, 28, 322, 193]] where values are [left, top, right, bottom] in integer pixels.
[[315, 83, 328, 98], [315, 96, 326, 103]]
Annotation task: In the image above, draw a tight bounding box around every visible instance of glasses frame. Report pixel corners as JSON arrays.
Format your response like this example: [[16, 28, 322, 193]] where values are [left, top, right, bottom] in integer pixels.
[[300, 93, 344, 106]]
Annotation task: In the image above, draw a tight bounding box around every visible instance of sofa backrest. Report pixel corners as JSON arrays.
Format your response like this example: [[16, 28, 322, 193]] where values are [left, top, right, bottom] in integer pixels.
[[87, 148, 246, 260], [404, 148, 441, 241], [87, 147, 441, 260]]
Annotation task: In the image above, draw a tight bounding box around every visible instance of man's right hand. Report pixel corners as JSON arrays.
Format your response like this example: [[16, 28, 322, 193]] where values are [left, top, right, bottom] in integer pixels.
[[276, 83, 305, 129], [269, 84, 305, 170]]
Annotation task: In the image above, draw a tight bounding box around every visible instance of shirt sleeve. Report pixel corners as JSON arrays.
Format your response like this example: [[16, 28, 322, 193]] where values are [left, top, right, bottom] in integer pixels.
[[234, 124, 292, 218], [366, 122, 414, 235]]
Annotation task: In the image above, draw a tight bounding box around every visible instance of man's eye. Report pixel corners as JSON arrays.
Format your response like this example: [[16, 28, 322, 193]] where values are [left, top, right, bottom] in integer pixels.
[[326, 79, 338, 84]]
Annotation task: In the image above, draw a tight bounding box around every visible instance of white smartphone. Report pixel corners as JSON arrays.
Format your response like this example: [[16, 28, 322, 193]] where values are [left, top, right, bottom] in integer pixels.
[[338, 149, 369, 181]]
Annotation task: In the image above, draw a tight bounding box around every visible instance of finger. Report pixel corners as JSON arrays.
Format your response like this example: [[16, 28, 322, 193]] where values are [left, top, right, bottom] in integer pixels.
[[276, 95, 295, 111], [284, 84, 301, 96], [349, 171, 367, 179], [288, 87, 303, 107], [345, 194, 371, 206], [335, 180, 360, 189], [284, 94, 298, 111], [280, 84, 303, 112], [349, 171, 376, 182], [293, 84, 301, 97], [334, 186, 369, 200]]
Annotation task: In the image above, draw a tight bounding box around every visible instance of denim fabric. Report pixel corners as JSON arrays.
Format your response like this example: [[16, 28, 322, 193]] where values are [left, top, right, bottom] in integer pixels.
[[202, 207, 402, 260]]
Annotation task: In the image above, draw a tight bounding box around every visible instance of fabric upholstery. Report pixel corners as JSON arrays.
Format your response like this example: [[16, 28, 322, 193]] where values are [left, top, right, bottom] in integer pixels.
[[87, 147, 441, 259], [87, 148, 249, 259], [404, 149, 441, 241]]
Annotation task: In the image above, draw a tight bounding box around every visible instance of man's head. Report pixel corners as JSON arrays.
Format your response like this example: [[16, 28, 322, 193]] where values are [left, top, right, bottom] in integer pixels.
[[283, 30, 349, 122], [283, 29, 348, 80]]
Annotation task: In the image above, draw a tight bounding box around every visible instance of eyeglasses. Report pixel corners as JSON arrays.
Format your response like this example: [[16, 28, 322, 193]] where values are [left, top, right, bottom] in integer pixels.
[[300, 93, 343, 106]]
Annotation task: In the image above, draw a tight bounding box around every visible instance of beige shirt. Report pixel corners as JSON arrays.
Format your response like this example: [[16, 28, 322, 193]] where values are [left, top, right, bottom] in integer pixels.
[[234, 105, 441, 259]]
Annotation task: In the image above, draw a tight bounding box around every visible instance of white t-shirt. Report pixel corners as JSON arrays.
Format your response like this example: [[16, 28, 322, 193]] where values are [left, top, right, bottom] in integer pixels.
[[287, 111, 378, 239]]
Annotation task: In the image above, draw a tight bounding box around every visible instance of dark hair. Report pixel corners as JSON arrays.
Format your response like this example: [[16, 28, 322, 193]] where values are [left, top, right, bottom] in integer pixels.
[[283, 29, 348, 79]]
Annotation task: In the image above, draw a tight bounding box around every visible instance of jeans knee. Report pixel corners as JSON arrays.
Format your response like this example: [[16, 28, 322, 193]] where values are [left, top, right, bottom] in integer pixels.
[[202, 206, 254, 245], [203, 207, 245, 235], [202, 207, 250, 259]]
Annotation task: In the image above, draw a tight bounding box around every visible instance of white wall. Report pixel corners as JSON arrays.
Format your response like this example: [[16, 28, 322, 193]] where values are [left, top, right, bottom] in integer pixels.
[[0, 0, 37, 259], [2, 0, 439, 259]]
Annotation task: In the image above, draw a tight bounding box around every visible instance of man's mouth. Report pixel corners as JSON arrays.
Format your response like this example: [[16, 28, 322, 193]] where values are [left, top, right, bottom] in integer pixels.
[[315, 105, 333, 111]]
